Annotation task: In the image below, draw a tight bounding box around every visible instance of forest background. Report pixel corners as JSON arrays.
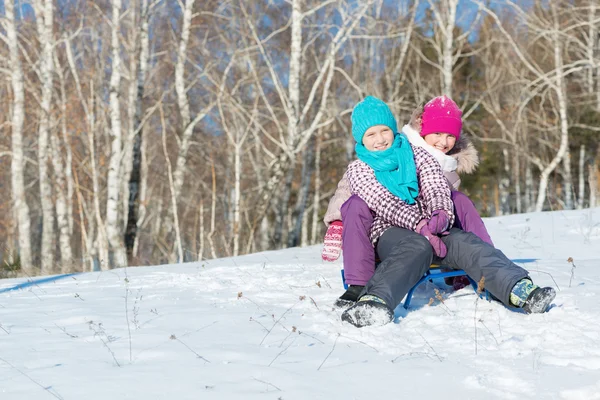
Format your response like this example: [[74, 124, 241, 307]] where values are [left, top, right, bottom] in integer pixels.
[[1, 0, 599, 276]]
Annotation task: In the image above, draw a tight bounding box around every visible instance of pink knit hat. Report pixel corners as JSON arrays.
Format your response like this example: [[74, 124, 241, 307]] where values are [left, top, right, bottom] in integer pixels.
[[420, 96, 462, 139]]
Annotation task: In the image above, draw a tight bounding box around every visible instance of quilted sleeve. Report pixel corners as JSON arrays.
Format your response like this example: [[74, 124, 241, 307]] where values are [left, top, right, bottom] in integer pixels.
[[413, 146, 455, 225], [346, 160, 424, 231]]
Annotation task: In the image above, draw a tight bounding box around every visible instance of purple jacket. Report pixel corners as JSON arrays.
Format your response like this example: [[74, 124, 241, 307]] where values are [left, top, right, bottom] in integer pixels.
[[346, 145, 455, 244]]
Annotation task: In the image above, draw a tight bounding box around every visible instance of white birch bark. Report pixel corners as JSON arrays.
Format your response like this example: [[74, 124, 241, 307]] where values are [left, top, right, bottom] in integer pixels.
[[133, 123, 149, 258], [578, 144, 586, 209], [535, 13, 570, 212], [106, 0, 127, 267], [310, 134, 322, 245], [499, 148, 510, 215], [121, 0, 139, 231], [525, 162, 534, 212], [513, 151, 521, 214], [289, 138, 315, 247], [563, 151, 574, 210], [207, 162, 218, 259], [198, 199, 204, 260], [588, 161, 598, 208], [50, 134, 73, 271], [441, 0, 457, 97], [5, 0, 33, 274], [232, 139, 241, 256], [52, 51, 75, 271], [125, 0, 150, 260], [55, 53, 74, 236], [34, 0, 56, 275], [588, 1, 600, 111], [273, 0, 302, 248], [159, 106, 183, 262], [172, 0, 211, 200], [88, 80, 109, 270]]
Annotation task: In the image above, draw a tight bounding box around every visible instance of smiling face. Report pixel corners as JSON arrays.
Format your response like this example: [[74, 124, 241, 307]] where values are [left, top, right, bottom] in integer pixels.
[[362, 125, 395, 151], [423, 133, 456, 154]]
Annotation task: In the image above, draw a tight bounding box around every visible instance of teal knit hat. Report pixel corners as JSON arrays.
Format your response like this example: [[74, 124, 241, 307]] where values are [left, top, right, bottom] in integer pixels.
[[351, 96, 398, 144]]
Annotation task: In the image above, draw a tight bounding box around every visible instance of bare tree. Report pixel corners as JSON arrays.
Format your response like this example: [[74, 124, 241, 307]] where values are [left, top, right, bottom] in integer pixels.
[[4, 0, 34, 273], [33, 0, 57, 274], [477, 0, 585, 211], [106, 0, 128, 267]]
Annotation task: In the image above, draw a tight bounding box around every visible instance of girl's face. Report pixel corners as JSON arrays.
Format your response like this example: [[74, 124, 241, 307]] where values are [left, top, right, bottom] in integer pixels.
[[362, 125, 395, 151], [423, 133, 456, 153]]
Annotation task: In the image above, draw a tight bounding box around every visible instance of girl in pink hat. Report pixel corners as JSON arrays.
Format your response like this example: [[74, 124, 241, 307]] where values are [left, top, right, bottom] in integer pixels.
[[322, 95, 494, 306]]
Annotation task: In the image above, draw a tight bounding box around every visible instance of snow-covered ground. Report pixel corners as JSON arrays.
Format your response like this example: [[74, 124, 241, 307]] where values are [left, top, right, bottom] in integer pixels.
[[2, 208, 600, 400]]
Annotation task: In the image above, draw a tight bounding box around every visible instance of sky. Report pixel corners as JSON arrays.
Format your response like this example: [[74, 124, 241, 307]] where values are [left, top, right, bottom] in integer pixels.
[[2, 206, 600, 399]]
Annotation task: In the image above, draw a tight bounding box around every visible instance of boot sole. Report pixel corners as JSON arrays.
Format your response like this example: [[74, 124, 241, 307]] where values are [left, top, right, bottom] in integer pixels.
[[524, 287, 556, 314]]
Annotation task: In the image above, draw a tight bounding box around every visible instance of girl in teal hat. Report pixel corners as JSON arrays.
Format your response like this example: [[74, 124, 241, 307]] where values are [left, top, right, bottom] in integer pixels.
[[325, 96, 555, 327]]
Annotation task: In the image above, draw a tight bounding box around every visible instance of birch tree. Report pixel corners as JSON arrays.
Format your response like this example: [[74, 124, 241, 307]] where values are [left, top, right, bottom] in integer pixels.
[[52, 52, 74, 270], [124, 0, 151, 263], [33, 0, 56, 274], [240, 0, 374, 251], [4, 0, 33, 274], [106, 0, 128, 267], [477, 0, 582, 211], [415, 0, 478, 97]]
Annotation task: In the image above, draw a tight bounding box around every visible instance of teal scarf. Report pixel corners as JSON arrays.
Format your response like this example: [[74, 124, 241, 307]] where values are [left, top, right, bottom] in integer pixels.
[[355, 133, 419, 204]]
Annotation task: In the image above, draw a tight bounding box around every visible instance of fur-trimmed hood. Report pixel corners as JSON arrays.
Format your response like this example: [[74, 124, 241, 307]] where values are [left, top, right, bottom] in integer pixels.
[[407, 103, 479, 175], [447, 134, 479, 175]]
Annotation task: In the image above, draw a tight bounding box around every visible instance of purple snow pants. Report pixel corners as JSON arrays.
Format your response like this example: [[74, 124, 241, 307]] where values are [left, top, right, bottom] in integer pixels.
[[341, 195, 375, 286], [451, 191, 494, 246], [341, 191, 494, 286]]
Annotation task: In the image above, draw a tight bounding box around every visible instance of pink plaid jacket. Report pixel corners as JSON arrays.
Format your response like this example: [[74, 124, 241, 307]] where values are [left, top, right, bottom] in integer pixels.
[[346, 145, 455, 244]]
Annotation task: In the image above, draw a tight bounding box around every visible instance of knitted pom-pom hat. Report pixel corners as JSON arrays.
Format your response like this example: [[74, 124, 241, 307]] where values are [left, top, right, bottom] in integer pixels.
[[420, 95, 462, 139], [351, 96, 398, 144]]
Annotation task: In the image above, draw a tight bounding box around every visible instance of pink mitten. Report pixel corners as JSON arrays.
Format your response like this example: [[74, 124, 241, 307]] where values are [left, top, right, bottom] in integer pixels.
[[418, 224, 447, 258], [428, 210, 450, 235], [322, 221, 343, 262]]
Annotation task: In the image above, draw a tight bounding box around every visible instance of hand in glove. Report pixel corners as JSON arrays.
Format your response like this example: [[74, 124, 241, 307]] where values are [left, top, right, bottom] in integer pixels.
[[321, 221, 343, 262], [427, 210, 450, 235], [417, 220, 447, 258]]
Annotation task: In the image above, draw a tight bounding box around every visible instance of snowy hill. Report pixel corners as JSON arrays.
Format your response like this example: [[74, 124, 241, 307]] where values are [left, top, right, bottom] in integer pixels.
[[2, 208, 600, 400]]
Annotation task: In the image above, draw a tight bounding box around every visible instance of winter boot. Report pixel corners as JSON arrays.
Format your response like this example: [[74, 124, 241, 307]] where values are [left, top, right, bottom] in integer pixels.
[[509, 279, 555, 313], [523, 287, 556, 314], [452, 276, 471, 291], [334, 285, 364, 308], [341, 295, 394, 328]]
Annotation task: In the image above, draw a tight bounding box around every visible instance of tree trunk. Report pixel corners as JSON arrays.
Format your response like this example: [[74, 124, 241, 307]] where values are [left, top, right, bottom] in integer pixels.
[[160, 107, 183, 263], [534, 16, 570, 212], [588, 156, 598, 208], [289, 138, 315, 247], [50, 134, 73, 272], [6, 0, 34, 274], [499, 148, 511, 215], [53, 53, 74, 271], [89, 81, 109, 270], [578, 144, 586, 209], [54, 52, 75, 241], [273, 166, 295, 248], [525, 161, 534, 212], [310, 134, 322, 245], [232, 142, 242, 256], [125, 0, 150, 263], [589, 1, 600, 111], [35, 0, 56, 275], [441, 0, 458, 97], [563, 150, 574, 210], [106, 0, 127, 267], [513, 150, 521, 214]]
